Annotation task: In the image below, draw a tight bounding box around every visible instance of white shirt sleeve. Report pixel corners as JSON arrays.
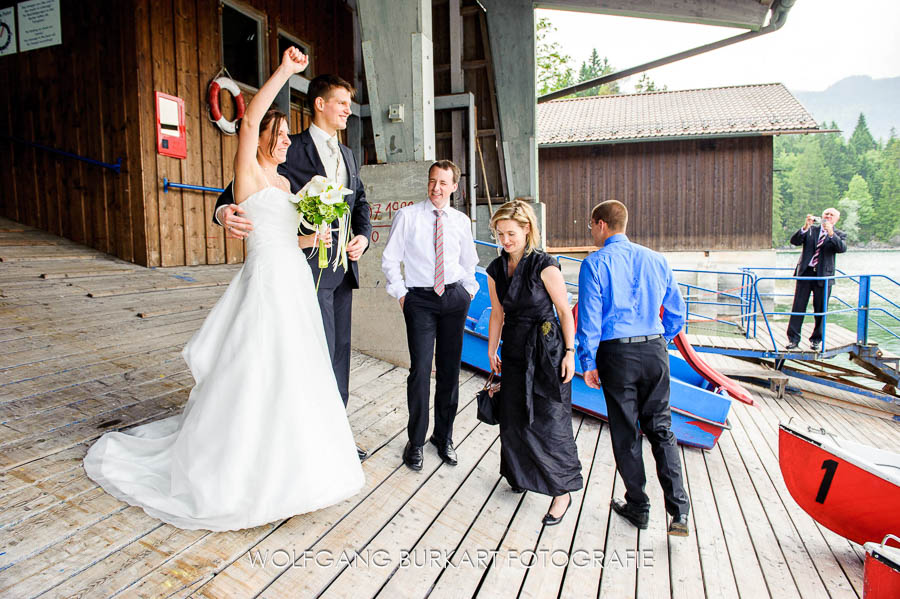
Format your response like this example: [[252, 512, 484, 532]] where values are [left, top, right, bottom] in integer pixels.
[[458, 215, 479, 296], [214, 204, 229, 227], [381, 209, 409, 300]]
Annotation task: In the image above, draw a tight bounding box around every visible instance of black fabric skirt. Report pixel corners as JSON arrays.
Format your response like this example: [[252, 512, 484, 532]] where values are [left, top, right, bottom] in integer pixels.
[[498, 321, 583, 496]]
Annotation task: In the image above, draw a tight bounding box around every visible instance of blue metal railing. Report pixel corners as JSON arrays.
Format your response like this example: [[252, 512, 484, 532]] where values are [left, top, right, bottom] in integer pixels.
[[737, 268, 900, 352], [670, 268, 756, 335], [162, 178, 225, 194], [3, 135, 122, 173], [473, 239, 900, 354]]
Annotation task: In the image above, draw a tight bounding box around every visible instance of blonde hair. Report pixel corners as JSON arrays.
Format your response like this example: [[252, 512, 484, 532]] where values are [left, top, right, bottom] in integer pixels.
[[490, 200, 541, 254]]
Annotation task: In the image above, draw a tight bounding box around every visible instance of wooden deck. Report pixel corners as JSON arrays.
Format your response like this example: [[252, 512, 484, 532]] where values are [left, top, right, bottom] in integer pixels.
[[3, 217, 900, 599]]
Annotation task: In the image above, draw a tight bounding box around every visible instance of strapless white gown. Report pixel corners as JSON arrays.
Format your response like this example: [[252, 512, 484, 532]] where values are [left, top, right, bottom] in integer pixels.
[[83, 187, 364, 531]]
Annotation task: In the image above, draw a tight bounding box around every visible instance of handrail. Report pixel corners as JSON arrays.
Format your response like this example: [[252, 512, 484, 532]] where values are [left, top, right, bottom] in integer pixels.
[[162, 178, 225, 194], [744, 265, 900, 347], [3, 134, 122, 173], [472, 241, 900, 350], [751, 273, 900, 350], [672, 267, 756, 335]]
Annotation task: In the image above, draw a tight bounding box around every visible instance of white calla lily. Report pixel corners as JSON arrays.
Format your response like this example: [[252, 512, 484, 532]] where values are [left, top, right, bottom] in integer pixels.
[[319, 187, 343, 205], [298, 175, 329, 198]]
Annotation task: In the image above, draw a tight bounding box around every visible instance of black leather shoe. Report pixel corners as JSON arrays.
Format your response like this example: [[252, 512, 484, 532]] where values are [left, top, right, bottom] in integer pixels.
[[403, 442, 424, 471], [810, 340, 821, 352], [429, 435, 458, 466], [542, 493, 571, 526], [785, 341, 800, 350], [610, 498, 649, 529], [356, 445, 368, 461], [510, 486, 525, 494], [668, 513, 690, 536]]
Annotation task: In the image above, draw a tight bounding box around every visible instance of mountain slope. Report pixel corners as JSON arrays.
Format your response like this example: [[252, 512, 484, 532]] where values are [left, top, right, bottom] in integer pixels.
[[794, 75, 900, 141]]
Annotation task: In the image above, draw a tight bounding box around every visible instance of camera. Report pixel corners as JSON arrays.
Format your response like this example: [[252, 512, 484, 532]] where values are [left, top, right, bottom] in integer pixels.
[[812, 216, 822, 226]]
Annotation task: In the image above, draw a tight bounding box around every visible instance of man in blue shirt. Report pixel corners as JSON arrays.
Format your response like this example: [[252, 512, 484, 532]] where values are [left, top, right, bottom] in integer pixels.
[[576, 200, 691, 536]]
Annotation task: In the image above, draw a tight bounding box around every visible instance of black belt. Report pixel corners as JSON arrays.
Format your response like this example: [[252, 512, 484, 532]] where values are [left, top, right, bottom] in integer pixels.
[[408, 282, 460, 292], [600, 334, 662, 345]]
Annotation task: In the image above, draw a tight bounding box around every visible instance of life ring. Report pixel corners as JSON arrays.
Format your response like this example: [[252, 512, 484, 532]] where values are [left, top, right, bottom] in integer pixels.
[[208, 77, 245, 135]]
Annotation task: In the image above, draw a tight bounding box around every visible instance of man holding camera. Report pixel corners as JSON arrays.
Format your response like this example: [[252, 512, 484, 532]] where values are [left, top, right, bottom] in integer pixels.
[[786, 208, 847, 352]]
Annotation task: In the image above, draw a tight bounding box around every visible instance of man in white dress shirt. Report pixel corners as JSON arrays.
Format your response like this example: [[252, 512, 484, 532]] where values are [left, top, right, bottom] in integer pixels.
[[382, 160, 479, 471]]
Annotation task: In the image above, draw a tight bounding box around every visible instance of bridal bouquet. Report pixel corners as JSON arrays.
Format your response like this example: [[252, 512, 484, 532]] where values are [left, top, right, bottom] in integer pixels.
[[290, 175, 353, 289]]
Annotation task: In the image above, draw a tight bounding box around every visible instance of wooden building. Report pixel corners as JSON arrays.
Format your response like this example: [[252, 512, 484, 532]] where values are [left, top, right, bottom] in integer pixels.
[[0, 0, 510, 267], [538, 84, 822, 252], [0, 0, 358, 267]]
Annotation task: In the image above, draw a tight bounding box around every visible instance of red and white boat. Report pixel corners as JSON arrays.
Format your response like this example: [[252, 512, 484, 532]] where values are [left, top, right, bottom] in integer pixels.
[[864, 535, 900, 599], [778, 422, 900, 546]]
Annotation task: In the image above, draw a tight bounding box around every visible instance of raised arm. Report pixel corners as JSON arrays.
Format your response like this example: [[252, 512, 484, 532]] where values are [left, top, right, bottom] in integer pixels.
[[233, 47, 308, 203]]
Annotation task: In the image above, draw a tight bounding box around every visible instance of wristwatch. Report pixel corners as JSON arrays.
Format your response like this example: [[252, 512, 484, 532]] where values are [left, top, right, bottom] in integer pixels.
[[565, 347, 575, 353]]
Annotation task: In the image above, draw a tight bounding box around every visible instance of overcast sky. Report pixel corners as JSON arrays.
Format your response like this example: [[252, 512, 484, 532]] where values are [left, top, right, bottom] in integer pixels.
[[536, 0, 900, 94]]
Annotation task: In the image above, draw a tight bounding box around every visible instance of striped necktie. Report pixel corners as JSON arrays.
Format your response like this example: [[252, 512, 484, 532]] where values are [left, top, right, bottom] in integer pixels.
[[809, 228, 826, 269], [433, 209, 445, 296]]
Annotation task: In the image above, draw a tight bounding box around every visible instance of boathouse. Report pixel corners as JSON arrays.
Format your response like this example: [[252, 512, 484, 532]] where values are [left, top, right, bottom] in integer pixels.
[[538, 84, 821, 252]]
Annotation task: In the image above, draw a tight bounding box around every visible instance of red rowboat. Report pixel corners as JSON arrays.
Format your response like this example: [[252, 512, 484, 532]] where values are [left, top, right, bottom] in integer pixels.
[[778, 422, 900, 546], [864, 535, 900, 599]]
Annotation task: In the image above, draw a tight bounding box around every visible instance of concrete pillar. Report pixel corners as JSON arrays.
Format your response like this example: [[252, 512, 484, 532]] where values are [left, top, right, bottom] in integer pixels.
[[351, 161, 433, 367], [480, 0, 537, 201], [358, 0, 435, 163]]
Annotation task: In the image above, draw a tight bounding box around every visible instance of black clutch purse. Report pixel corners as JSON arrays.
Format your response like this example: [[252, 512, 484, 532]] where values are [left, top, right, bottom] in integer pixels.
[[476, 373, 501, 425]]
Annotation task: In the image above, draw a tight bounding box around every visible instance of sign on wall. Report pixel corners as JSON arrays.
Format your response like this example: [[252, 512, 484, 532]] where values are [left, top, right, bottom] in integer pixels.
[[17, 0, 60, 52], [0, 7, 16, 56]]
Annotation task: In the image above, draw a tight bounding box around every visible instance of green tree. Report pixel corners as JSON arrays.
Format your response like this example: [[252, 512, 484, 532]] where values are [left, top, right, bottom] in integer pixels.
[[873, 138, 900, 241], [849, 113, 877, 158], [772, 169, 786, 245], [536, 17, 575, 96], [837, 196, 861, 243], [785, 138, 838, 228], [634, 73, 667, 93], [572, 48, 619, 96], [818, 127, 854, 193], [842, 174, 876, 242]]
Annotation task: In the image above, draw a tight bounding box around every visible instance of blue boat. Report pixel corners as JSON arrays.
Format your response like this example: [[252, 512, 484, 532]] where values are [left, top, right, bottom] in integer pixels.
[[462, 267, 733, 449]]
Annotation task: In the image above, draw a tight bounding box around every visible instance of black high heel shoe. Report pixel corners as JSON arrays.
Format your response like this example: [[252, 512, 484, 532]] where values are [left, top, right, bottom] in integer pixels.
[[542, 492, 571, 526]]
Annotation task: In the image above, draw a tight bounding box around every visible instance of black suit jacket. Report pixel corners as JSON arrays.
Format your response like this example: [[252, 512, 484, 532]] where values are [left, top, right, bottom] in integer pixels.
[[790, 225, 847, 284], [213, 129, 371, 289]]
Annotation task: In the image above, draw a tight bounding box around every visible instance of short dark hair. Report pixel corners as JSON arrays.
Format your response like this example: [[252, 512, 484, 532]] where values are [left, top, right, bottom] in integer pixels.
[[306, 74, 355, 113], [429, 160, 460, 184], [591, 200, 628, 232]]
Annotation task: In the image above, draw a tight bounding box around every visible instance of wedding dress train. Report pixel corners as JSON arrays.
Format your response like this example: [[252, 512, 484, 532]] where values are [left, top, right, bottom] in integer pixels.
[[84, 186, 364, 531]]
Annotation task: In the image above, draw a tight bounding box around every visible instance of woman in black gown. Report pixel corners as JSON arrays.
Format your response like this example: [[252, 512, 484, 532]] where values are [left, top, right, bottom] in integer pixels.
[[486, 200, 583, 525]]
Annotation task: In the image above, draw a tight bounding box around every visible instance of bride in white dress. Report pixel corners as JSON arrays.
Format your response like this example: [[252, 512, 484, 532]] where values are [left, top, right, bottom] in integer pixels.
[[83, 47, 364, 531]]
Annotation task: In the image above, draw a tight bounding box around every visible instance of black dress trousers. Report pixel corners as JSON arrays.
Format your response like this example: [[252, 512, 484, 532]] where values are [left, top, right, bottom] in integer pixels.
[[316, 269, 355, 406], [402, 283, 471, 446], [596, 336, 689, 517], [787, 266, 832, 344]]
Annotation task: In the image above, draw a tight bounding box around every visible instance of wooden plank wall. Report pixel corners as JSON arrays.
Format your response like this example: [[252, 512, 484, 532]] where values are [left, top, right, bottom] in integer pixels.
[[540, 136, 773, 251], [0, 0, 142, 263], [0, 0, 357, 267]]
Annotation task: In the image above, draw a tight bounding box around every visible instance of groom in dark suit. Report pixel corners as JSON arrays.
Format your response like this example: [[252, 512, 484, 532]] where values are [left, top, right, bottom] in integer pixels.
[[213, 74, 371, 459], [786, 207, 847, 352]]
